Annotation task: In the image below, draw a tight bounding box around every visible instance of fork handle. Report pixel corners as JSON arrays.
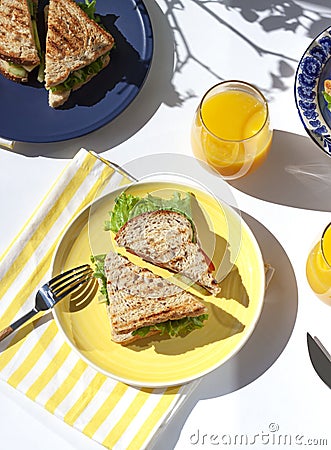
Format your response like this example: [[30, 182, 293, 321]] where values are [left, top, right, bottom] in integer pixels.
[[0, 326, 14, 342], [0, 308, 38, 343]]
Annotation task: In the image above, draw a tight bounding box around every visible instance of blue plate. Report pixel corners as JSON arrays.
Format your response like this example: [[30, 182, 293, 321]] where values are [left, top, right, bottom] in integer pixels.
[[294, 26, 331, 157], [0, 0, 153, 143]]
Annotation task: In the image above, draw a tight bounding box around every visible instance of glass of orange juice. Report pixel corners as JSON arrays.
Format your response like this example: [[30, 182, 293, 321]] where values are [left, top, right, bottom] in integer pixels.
[[306, 223, 331, 305], [191, 80, 273, 180]]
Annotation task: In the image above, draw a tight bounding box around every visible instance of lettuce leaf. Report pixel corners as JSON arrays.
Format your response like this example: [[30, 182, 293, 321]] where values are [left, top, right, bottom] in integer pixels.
[[27, 0, 37, 20], [50, 54, 109, 92], [132, 314, 209, 338], [105, 191, 195, 237], [90, 254, 109, 304], [77, 0, 99, 21], [104, 193, 142, 233]]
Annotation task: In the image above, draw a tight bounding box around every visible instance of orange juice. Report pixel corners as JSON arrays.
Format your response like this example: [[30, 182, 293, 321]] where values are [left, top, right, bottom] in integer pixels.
[[322, 223, 331, 266], [201, 90, 266, 140], [306, 223, 331, 304], [191, 81, 272, 179]]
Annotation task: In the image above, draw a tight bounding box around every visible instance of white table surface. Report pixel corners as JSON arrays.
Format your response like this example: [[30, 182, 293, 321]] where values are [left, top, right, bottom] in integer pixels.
[[1, 1, 331, 449]]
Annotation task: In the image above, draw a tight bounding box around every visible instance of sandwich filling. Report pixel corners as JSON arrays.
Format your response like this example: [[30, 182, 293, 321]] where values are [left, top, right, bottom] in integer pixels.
[[49, 52, 110, 93], [323, 79, 331, 111]]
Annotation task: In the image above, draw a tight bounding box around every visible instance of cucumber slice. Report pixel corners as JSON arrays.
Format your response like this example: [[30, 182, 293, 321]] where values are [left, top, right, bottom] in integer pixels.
[[8, 64, 28, 78]]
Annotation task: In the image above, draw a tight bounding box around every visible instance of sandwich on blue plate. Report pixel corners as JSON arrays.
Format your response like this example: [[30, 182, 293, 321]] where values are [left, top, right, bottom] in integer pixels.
[[0, 0, 41, 82], [44, 0, 115, 107]]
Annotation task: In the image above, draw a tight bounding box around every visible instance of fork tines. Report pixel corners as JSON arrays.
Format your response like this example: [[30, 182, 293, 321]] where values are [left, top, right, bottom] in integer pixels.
[[50, 265, 94, 300]]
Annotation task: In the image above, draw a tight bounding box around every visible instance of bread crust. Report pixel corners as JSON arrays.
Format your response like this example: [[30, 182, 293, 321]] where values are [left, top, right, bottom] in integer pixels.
[[108, 328, 160, 345], [45, 0, 115, 88], [0, 53, 39, 67], [0, 0, 40, 67]]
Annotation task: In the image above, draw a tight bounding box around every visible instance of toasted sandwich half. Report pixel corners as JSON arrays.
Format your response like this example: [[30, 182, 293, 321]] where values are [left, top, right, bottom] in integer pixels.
[[115, 209, 221, 295], [0, 0, 40, 82], [44, 0, 115, 108], [93, 252, 208, 345]]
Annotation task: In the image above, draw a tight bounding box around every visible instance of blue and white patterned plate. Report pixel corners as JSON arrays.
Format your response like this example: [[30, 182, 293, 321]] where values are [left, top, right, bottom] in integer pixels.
[[295, 27, 331, 157]]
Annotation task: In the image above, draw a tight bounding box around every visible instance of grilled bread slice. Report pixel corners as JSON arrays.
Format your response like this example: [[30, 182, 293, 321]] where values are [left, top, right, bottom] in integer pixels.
[[0, 0, 40, 82], [45, 0, 115, 108], [104, 252, 208, 345], [115, 210, 221, 295]]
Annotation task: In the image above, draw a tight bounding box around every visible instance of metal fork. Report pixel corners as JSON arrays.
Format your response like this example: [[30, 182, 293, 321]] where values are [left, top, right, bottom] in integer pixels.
[[0, 264, 94, 342]]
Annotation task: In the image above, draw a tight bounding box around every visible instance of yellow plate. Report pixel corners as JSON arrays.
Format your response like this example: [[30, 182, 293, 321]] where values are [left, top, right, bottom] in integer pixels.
[[52, 181, 265, 387]]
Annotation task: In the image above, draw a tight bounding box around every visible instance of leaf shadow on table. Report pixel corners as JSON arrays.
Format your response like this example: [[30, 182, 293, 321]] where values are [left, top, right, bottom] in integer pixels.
[[218, 0, 331, 38], [229, 129, 331, 212], [150, 211, 298, 450]]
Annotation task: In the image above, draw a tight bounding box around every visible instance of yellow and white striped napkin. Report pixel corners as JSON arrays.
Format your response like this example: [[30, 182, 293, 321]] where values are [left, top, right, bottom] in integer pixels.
[[0, 137, 15, 150], [0, 149, 198, 450]]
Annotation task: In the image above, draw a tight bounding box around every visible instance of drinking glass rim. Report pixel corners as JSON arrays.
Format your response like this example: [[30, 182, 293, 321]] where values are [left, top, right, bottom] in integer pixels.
[[321, 222, 331, 268], [198, 80, 270, 144]]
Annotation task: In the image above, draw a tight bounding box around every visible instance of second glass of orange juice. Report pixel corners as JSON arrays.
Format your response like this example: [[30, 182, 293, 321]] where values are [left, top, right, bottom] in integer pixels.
[[306, 223, 331, 305], [191, 80, 273, 180]]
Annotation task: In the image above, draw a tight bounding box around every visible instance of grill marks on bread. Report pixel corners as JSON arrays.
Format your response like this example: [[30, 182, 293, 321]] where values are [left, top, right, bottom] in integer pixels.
[[104, 251, 183, 299], [116, 211, 194, 265], [104, 253, 208, 344], [47, 10, 88, 58], [0, 0, 39, 67], [115, 210, 220, 295], [45, 0, 115, 89]]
